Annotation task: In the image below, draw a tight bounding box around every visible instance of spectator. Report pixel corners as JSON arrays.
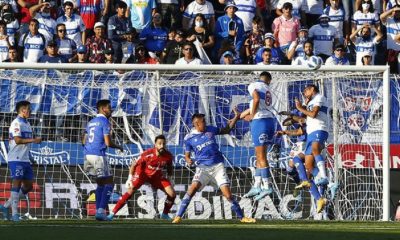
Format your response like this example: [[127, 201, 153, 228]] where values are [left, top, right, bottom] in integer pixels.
[[75, 45, 89, 63], [380, 6, 400, 73], [325, 43, 350, 65], [104, 48, 114, 63], [55, 23, 77, 63], [139, 12, 168, 54], [360, 51, 373, 65], [162, 29, 185, 64], [0, 0, 19, 13], [157, 0, 184, 29], [182, 0, 215, 31], [292, 40, 324, 66], [272, 2, 300, 53], [135, 44, 159, 64], [276, 0, 303, 19], [352, 0, 380, 33], [254, 33, 284, 64], [30, 1, 57, 42], [230, 0, 258, 33], [221, 50, 234, 64], [18, 19, 46, 63], [2, 3, 19, 46], [324, 0, 349, 44], [125, 0, 157, 32], [167, 28, 177, 41], [57, 0, 86, 46], [350, 24, 382, 65], [38, 40, 68, 63], [3, 46, 19, 62], [217, 39, 241, 64], [309, 14, 339, 61], [243, 16, 264, 64], [186, 13, 215, 60], [214, 2, 245, 61], [121, 28, 138, 63], [107, 1, 133, 63], [18, 0, 40, 36], [85, 22, 112, 63], [0, 20, 11, 62], [257, 47, 276, 65], [76, 0, 108, 37], [287, 26, 309, 61], [175, 41, 202, 64], [302, 0, 325, 28]]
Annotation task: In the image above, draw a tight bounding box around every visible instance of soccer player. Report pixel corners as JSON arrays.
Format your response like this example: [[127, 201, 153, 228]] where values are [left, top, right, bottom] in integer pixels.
[[0, 101, 42, 221], [82, 99, 123, 221], [107, 135, 176, 220], [294, 85, 329, 210], [172, 112, 255, 223], [242, 71, 276, 201]]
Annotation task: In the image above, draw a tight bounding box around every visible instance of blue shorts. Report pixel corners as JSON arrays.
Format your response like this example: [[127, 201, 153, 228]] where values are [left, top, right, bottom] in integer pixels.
[[250, 118, 275, 147], [305, 130, 329, 155], [9, 162, 34, 180]]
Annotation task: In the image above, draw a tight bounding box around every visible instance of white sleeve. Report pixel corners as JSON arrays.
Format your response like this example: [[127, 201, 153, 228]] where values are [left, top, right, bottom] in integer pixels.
[[10, 121, 21, 138], [248, 83, 256, 95], [313, 94, 325, 107]]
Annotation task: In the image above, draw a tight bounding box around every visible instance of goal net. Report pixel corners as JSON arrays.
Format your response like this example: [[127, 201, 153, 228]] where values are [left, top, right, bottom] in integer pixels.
[[0, 64, 390, 221]]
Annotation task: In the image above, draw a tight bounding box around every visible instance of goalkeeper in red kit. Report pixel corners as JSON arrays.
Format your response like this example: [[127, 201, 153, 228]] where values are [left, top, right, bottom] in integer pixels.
[[107, 135, 176, 220]]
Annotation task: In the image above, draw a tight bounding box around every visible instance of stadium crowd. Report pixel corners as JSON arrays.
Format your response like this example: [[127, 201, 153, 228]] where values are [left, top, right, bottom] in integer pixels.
[[0, 0, 399, 72]]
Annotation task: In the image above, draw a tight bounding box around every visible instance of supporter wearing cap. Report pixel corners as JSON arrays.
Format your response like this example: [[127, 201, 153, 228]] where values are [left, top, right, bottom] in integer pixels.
[[276, 0, 303, 19], [360, 51, 373, 65], [38, 40, 68, 63], [104, 48, 114, 63], [85, 21, 112, 63], [325, 43, 350, 65], [323, 0, 348, 44], [308, 14, 339, 61], [214, 1, 245, 62], [380, 5, 400, 73], [56, 0, 86, 46], [55, 23, 77, 63], [222, 50, 234, 64], [29, 0, 57, 43], [272, 2, 300, 54], [287, 26, 309, 61], [182, 0, 215, 31], [107, 1, 134, 63], [254, 32, 285, 64], [350, 23, 383, 65], [162, 29, 186, 64], [76, 45, 89, 63]]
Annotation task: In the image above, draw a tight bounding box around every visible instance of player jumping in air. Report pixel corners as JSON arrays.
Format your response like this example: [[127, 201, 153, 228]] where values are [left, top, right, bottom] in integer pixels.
[[83, 99, 123, 221], [107, 135, 176, 220], [172, 112, 256, 223], [242, 71, 276, 201], [0, 101, 42, 222]]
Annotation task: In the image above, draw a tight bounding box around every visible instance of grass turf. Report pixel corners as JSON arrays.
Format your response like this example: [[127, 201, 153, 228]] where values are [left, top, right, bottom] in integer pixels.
[[1, 220, 400, 240]]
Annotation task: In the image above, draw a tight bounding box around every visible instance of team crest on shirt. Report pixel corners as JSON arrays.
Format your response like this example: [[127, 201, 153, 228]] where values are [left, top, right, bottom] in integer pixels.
[[205, 132, 213, 139]]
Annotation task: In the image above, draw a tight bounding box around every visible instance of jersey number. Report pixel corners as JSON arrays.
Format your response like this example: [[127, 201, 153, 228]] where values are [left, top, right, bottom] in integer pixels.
[[265, 91, 272, 106], [88, 127, 95, 143]]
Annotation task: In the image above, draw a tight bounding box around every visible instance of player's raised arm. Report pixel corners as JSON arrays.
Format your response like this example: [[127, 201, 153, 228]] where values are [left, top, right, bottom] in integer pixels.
[[219, 107, 241, 135], [295, 85, 321, 118]]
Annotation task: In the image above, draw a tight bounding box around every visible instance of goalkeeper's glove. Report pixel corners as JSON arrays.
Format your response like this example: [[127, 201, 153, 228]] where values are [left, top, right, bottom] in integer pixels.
[[125, 174, 133, 189]]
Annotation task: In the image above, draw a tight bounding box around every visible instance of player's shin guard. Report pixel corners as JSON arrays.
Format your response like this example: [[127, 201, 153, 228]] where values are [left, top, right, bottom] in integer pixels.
[[10, 187, 20, 216], [112, 192, 132, 215], [176, 193, 192, 217], [229, 198, 244, 219], [315, 155, 327, 179], [254, 168, 262, 188], [309, 180, 321, 200], [260, 167, 271, 189], [100, 184, 114, 211], [293, 156, 308, 181], [163, 196, 176, 215], [95, 185, 104, 210], [287, 166, 300, 184]]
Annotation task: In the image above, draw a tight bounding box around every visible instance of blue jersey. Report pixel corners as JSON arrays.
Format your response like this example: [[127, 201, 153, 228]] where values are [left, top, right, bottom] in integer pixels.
[[84, 114, 111, 156], [139, 26, 168, 52], [184, 126, 224, 166]]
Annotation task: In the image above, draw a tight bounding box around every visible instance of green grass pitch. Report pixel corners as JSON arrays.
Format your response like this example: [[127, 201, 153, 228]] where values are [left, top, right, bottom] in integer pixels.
[[1, 220, 400, 240]]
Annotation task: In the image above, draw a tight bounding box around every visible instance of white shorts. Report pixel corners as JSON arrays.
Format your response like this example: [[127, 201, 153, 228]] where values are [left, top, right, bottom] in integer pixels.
[[84, 155, 111, 178], [290, 141, 306, 157], [192, 162, 230, 190]]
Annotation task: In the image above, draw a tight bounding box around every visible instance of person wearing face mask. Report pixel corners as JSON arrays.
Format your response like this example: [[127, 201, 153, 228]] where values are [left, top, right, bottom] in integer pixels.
[[325, 43, 350, 65], [323, 0, 349, 45], [182, 0, 215, 31], [350, 23, 382, 65], [352, 0, 380, 34], [186, 13, 215, 58], [308, 14, 339, 61], [287, 26, 309, 62], [381, 5, 400, 73], [29, 1, 57, 43]]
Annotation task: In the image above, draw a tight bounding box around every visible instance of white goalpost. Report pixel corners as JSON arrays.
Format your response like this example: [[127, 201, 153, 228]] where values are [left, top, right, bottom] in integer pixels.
[[0, 63, 391, 221]]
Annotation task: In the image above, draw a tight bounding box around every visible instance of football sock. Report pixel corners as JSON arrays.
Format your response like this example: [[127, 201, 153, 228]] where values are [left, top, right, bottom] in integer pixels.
[[228, 198, 244, 219], [287, 166, 301, 184], [293, 156, 308, 181], [95, 185, 104, 210], [112, 192, 132, 215], [11, 187, 20, 216], [315, 155, 327, 179], [100, 184, 114, 210], [163, 195, 176, 214], [254, 168, 262, 188], [176, 193, 192, 217], [260, 167, 271, 190], [309, 180, 321, 200]]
